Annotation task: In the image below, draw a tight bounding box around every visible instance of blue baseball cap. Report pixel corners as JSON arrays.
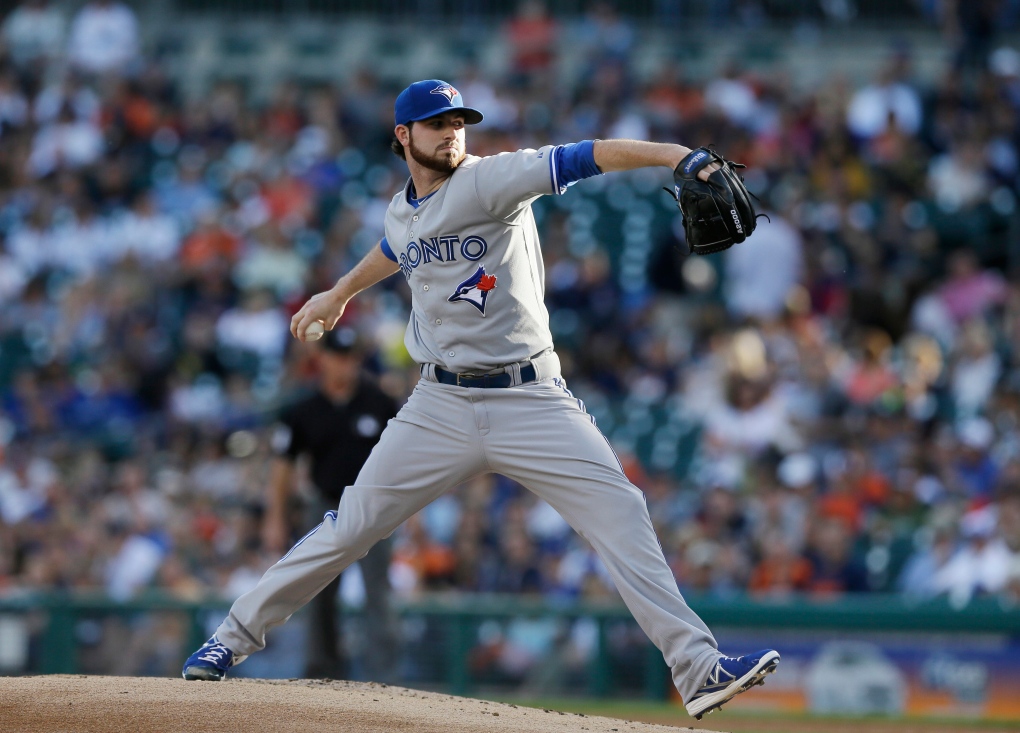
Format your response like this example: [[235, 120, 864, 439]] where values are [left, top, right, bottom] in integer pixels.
[[394, 79, 484, 127]]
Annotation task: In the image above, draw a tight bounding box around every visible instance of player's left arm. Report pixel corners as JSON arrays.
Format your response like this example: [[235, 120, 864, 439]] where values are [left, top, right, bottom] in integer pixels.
[[593, 139, 716, 179]]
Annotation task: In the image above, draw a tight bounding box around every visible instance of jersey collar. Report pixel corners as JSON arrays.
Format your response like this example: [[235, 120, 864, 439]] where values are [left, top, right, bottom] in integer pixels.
[[406, 183, 438, 209], [402, 166, 464, 210]]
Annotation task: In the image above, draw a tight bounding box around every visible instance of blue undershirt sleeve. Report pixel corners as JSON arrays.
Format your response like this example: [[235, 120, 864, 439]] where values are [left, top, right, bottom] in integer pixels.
[[554, 140, 603, 189], [379, 237, 397, 263]]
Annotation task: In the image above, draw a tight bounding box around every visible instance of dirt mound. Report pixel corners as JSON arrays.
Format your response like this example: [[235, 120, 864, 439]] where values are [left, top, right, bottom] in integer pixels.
[[1, 675, 716, 733]]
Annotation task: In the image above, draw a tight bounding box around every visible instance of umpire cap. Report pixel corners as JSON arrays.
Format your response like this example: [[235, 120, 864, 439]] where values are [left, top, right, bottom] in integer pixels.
[[321, 326, 361, 354]]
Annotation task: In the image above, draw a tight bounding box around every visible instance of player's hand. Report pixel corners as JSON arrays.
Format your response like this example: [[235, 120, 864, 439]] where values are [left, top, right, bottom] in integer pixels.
[[290, 287, 347, 341], [698, 162, 721, 181], [676, 145, 721, 182], [261, 512, 290, 554]]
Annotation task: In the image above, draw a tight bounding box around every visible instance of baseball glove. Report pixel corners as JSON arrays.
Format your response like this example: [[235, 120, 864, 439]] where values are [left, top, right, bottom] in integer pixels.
[[665, 147, 762, 256]]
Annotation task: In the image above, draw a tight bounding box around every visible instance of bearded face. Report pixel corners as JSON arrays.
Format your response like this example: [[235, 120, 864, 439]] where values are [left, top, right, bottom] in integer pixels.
[[405, 117, 466, 173]]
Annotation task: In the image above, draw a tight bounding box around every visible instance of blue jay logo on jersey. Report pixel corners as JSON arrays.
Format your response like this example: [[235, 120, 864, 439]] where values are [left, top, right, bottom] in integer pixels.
[[430, 85, 459, 103], [448, 265, 497, 315]]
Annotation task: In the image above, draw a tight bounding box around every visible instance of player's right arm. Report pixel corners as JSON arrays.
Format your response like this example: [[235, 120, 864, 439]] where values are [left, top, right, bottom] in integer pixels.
[[290, 241, 399, 341]]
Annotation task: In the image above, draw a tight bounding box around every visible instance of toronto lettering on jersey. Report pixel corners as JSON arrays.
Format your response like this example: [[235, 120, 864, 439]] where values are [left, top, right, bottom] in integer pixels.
[[398, 234, 488, 279]]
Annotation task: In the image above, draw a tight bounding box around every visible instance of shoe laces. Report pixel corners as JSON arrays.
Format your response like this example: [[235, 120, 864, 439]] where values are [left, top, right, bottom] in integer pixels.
[[703, 656, 742, 687], [197, 642, 230, 666]]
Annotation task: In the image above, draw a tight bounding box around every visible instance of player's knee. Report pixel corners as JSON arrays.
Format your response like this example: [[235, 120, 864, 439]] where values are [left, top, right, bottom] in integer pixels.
[[610, 488, 652, 524], [329, 505, 397, 554]]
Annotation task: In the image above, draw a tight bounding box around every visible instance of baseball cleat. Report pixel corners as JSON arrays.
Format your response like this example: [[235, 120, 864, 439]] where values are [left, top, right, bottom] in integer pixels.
[[685, 649, 780, 719], [182, 635, 247, 681]]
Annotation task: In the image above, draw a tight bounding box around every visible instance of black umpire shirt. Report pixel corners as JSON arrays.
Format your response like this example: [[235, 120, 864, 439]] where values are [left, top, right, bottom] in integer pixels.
[[270, 379, 399, 503]]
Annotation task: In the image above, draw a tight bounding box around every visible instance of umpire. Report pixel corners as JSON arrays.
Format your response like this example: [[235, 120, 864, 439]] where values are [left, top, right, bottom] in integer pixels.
[[265, 326, 399, 680]]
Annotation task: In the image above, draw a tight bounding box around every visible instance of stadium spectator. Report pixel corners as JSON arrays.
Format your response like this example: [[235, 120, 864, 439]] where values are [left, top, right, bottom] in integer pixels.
[[949, 319, 1002, 418], [898, 521, 958, 598], [66, 0, 139, 76], [702, 366, 801, 459], [1, 0, 66, 76], [574, 1, 636, 77], [26, 102, 103, 178], [0, 70, 30, 135], [214, 289, 290, 365], [804, 517, 869, 594], [748, 529, 813, 597], [932, 505, 1015, 604], [937, 250, 1008, 324], [846, 52, 923, 140], [950, 417, 1000, 504], [0, 438, 55, 525], [112, 190, 182, 265], [722, 208, 803, 321], [505, 0, 559, 88], [703, 61, 760, 130]]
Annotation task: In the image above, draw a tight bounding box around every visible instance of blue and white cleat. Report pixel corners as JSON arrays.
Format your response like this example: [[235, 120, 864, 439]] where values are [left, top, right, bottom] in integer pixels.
[[182, 635, 247, 681], [685, 649, 780, 719]]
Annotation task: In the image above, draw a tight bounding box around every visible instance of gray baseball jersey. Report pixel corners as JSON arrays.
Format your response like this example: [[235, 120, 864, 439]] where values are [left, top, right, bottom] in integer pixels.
[[383, 148, 560, 373], [210, 144, 729, 704]]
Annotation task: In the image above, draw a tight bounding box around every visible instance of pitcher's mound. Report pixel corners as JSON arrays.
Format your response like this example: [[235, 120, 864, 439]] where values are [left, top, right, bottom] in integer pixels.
[[1, 675, 722, 733]]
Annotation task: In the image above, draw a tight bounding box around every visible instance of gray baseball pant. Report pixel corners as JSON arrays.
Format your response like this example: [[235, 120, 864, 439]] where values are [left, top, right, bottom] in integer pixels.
[[216, 375, 721, 700], [304, 496, 397, 680]]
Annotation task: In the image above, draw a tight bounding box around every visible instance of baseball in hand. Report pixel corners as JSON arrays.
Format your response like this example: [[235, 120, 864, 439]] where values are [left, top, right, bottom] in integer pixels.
[[304, 321, 325, 341]]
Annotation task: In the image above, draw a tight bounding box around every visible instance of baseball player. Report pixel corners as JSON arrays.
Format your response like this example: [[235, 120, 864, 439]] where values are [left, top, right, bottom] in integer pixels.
[[183, 79, 779, 720]]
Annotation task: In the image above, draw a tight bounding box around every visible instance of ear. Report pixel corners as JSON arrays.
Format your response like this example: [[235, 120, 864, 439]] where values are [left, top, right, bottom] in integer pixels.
[[395, 124, 411, 146]]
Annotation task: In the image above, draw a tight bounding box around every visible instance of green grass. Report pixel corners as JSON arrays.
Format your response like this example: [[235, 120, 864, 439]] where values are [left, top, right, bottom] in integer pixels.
[[487, 696, 1020, 732]]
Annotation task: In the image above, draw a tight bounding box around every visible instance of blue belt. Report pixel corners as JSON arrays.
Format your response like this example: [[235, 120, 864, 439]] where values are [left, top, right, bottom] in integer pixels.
[[434, 363, 537, 388]]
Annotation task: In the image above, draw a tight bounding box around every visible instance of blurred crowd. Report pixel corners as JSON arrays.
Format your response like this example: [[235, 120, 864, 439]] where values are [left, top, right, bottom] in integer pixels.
[[1, 0, 1020, 650]]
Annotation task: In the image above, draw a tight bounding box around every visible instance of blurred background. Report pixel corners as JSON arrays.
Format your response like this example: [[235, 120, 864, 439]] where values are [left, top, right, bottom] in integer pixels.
[[0, 0, 1019, 726]]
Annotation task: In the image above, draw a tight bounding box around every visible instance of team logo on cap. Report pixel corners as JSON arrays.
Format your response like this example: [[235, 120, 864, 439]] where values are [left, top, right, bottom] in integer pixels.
[[448, 265, 496, 315], [430, 85, 459, 102]]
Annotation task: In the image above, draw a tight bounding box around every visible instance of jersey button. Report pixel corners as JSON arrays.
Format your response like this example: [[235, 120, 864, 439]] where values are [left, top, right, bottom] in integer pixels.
[[423, 285, 429, 291], [412, 215, 419, 221], [448, 351, 455, 357], [409, 232, 414, 237], [435, 319, 442, 325]]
